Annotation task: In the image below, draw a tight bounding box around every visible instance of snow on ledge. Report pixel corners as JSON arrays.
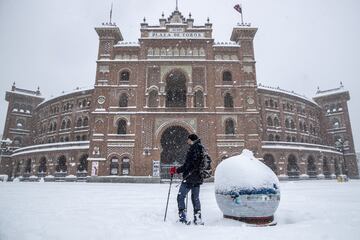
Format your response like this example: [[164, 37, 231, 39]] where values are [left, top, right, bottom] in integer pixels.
[[11, 142, 90, 157], [36, 86, 94, 108], [258, 84, 319, 106]]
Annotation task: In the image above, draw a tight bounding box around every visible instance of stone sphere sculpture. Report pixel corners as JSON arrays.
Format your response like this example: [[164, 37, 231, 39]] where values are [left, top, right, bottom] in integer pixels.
[[215, 149, 280, 225]]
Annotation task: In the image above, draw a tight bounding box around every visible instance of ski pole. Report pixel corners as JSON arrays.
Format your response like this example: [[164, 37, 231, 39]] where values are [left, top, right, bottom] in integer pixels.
[[185, 191, 188, 214], [164, 173, 174, 222]]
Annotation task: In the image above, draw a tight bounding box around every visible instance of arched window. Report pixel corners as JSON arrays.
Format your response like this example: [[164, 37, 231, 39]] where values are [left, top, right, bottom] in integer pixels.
[[121, 157, 130, 175], [274, 117, 280, 127], [120, 70, 130, 82], [25, 159, 32, 173], [299, 121, 303, 131], [332, 118, 340, 128], [303, 123, 307, 132], [56, 155, 67, 172], [194, 90, 204, 107], [286, 136, 291, 142], [117, 119, 127, 134], [275, 135, 281, 141], [148, 90, 158, 107], [119, 93, 128, 107], [77, 118, 83, 127], [323, 157, 330, 177], [285, 119, 290, 128], [225, 118, 235, 134], [268, 134, 274, 141], [16, 119, 25, 129], [290, 119, 295, 129], [76, 135, 81, 141], [267, 116, 273, 126], [222, 71, 232, 82], [61, 120, 66, 129], [77, 154, 88, 172], [291, 136, 296, 142], [337, 103, 343, 111], [110, 157, 119, 175], [83, 117, 89, 127], [224, 93, 234, 108], [270, 99, 274, 108], [66, 119, 71, 129], [82, 135, 87, 141], [38, 157, 47, 173]]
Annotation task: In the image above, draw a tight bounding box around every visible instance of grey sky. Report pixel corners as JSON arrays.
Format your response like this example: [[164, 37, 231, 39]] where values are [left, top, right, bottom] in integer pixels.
[[0, 0, 359, 151]]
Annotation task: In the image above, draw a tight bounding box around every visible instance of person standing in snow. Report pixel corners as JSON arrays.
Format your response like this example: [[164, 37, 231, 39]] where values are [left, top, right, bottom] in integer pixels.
[[169, 133, 204, 225]]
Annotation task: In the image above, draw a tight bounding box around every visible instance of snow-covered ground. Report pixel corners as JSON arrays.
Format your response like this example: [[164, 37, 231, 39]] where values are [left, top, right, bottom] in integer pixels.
[[0, 180, 359, 240]]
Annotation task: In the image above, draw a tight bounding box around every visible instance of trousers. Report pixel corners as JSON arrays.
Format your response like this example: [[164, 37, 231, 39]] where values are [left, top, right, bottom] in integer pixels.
[[177, 182, 201, 213]]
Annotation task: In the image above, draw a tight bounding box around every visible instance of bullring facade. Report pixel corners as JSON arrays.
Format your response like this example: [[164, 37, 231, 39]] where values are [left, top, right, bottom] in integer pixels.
[[0, 9, 358, 181]]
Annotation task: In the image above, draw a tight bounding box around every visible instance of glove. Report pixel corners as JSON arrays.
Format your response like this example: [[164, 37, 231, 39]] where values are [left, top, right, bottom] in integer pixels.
[[169, 166, 177, 176]]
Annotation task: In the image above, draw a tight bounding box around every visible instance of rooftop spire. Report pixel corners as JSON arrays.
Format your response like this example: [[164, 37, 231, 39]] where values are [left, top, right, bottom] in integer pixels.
[[176, 0, 178, 10]]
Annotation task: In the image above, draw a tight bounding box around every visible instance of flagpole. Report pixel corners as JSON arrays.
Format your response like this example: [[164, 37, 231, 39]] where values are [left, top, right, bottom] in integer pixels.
[[240, 4, 244, 25], [110, 3, 113, 24]]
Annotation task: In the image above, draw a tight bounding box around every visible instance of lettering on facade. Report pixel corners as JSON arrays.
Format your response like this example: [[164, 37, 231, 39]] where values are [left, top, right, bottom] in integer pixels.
[[149, 31, 206, 39]]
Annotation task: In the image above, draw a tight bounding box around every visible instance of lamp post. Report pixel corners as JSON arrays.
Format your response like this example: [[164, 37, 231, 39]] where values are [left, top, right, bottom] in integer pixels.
[[335, 139, 349, 176]]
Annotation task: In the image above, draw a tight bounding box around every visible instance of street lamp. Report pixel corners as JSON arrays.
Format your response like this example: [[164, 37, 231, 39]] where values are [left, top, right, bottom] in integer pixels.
[[335, 139, 350, 176]]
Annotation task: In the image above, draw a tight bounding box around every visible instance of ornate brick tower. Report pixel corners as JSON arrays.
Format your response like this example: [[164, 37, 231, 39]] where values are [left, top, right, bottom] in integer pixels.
[[3, 83, 44, 149], [313, 83, 359, 178]]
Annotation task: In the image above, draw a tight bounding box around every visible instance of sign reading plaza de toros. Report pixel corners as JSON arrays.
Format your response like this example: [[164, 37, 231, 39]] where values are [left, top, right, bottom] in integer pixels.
[[148, 28, 206, 39]]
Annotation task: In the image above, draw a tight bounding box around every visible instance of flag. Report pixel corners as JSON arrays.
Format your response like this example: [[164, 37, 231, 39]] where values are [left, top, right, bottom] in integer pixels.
[[234, 4, 242, 14]]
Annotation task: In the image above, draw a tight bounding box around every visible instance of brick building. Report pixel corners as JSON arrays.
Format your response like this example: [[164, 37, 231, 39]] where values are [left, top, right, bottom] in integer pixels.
[[0, 9, 358, 181]]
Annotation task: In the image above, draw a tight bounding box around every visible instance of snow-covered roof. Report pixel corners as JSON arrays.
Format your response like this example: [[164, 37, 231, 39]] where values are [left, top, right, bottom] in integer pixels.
[[36, 86, 94, 108], [314, 84, 348, 98], [262, 141, 342, 155], [258, 84, 318, 106], [6, 90, 43, 99]]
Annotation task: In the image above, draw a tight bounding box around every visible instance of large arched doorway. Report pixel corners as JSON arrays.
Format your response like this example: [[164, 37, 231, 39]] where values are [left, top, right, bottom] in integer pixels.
[[165, 71, 187, 107], [160, 126, 189, 178]]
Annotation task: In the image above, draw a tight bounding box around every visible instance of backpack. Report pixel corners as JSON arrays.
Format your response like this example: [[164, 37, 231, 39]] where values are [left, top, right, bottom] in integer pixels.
[[198, 145, 212, 179]]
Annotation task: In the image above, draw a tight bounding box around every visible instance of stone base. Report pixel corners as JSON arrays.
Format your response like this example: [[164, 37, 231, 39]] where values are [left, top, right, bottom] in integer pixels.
[[224, 215, 275, 225]]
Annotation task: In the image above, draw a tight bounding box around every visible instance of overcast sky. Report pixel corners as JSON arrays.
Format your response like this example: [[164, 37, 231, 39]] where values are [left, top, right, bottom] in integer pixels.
[[0, 0, 359, 151]]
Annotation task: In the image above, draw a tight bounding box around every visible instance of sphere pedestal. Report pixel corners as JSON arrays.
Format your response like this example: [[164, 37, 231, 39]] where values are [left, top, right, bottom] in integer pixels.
[[224, 215, 276, 226]]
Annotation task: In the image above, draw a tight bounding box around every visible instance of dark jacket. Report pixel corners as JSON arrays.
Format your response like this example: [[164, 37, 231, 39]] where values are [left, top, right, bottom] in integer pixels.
[[176, 139, 203, 185]]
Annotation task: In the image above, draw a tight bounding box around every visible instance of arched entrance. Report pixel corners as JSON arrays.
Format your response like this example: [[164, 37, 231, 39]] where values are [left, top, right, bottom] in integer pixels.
[[160, 126, 189, 178], [165, 71, 187, 107], [263, 154, 277, 174], [287, 154, 299, 178]]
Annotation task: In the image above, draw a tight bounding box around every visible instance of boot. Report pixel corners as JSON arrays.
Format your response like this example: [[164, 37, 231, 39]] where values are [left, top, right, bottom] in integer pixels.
[[178, 210, 190, 224], [193, 210, 204, 225]]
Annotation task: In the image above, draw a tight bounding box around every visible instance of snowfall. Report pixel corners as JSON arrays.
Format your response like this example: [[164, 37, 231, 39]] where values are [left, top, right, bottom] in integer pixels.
[[0, 180, 359, 240]]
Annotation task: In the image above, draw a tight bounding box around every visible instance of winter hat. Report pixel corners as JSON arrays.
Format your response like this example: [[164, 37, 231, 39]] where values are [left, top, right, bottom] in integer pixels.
[[188, 133, 199, 141]]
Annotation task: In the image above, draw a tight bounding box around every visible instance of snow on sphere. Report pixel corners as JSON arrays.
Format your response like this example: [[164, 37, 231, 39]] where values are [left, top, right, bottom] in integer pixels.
[[215, 149, 280, 220]]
